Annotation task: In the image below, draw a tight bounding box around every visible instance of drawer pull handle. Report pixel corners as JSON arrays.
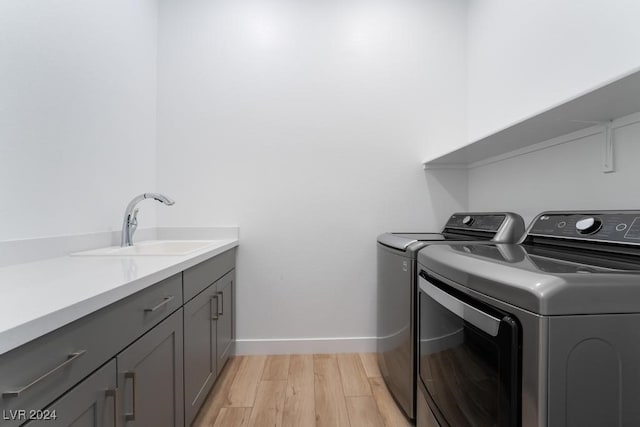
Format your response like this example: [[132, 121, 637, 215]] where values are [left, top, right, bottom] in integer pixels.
[[105, 388, 119, 427], [217, 291, 224, 315], [211, 295, 219, 320], [144, 296, 175, 313], [2, 350, 87, 398], [124, 372, 137, 421]]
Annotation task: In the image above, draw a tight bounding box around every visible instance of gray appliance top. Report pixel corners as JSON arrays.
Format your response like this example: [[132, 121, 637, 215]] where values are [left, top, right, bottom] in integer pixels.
[[418, 210, 640, 316], [377, 212, 525, 251], [377, 233, 459, 252]]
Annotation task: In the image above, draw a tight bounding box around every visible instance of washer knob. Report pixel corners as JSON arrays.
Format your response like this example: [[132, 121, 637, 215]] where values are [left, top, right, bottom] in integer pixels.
[[576, 217, 602, 235], [462, 216, 474, 226]]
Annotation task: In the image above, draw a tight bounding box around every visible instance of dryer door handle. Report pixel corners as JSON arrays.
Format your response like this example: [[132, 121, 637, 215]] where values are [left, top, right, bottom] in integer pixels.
[[419, 277, 500, 337]]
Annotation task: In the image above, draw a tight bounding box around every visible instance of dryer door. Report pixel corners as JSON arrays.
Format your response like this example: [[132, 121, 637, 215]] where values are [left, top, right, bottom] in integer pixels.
[[418, 272, 521, 427]]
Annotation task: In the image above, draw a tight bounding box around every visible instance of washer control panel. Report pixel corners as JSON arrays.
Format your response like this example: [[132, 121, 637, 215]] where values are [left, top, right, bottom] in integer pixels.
[[529, 212, 640, 244], [445, 214, 506, 232]]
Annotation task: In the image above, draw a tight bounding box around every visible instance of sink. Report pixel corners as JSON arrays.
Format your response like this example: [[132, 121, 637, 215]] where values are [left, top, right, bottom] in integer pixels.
[[71, 240, 222, 256]]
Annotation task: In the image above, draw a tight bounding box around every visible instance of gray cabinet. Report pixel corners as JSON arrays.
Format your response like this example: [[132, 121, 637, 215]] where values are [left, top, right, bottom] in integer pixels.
[[24, 360, 117, 427], [118, 309, 184, 427], [183, 269, 235, 426], [183, 283, 219, 426], [0, 275, 181, 427], [183, 249, 235, 302], [216, 270, 234, 376]]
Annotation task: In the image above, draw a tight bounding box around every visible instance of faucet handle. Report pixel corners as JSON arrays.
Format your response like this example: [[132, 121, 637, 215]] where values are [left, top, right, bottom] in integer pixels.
[[130, 209, 139, 236]]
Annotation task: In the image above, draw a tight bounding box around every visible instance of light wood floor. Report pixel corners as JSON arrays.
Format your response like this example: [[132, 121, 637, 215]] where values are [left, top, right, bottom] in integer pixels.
[[192, 354, 413, 427]]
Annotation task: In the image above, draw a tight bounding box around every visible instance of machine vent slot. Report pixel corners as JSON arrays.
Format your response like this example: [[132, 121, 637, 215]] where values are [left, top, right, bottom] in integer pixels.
[[442, 229, 495, 240], [525, 236, 640, 266]]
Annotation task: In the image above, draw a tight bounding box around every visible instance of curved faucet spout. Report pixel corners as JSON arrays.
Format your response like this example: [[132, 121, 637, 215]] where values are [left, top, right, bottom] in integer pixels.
[[145, 192, 175, 206], [121, 193, 175, 247]]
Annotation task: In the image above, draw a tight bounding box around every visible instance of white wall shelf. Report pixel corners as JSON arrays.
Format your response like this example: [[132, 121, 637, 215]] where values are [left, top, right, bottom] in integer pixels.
[[423, 67, 640, 170]]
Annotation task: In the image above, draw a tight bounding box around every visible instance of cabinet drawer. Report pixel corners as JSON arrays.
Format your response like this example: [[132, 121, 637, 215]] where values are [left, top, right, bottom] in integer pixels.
[[24, 359, 117, 427], [183, 248, 236, 302], [0, 274, 182, 426]]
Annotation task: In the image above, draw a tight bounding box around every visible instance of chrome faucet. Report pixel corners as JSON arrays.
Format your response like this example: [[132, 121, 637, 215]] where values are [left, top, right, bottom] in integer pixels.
[[121, 193, 175, 247]]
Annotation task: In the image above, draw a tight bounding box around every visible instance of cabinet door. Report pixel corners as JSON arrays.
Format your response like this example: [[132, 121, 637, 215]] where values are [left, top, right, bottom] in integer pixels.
[[216, 270, 235, 376], [24, 360, 117, 427], [183, 284, 218, 426], [117, 309, 184, 427]]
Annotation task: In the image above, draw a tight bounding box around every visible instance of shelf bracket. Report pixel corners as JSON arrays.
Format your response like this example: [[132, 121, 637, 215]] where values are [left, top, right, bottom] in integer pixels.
[[602, 121, 615, 174]]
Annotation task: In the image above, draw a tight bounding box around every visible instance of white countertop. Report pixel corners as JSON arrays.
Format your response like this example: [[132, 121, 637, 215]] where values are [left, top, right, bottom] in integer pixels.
[[0, 238, 238, 356]]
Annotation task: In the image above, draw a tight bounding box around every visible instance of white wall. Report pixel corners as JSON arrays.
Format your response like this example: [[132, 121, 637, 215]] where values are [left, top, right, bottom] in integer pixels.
[[157, 0, 468, 351], [465, 0, 640, 224], [468, 113, 640, 225], [13, 0, 637, 352], [0, 0, 159, 240], [467, 0, 640, 142]]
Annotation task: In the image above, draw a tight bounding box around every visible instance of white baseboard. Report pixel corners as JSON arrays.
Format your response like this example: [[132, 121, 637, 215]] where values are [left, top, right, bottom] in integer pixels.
[[235, 337, 377, 355]]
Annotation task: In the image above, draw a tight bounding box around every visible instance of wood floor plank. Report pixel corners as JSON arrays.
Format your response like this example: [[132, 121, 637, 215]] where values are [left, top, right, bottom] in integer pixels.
[[313, 353, 336, 361], [337, 353, 372, 396], [212, 407, 252, 427], [314, 355, 350, 427], [346, 396, 385, 427], [282, 355, 315, 427], [195, 355, 413, 427], [359, 353, 382, 378], [227, 355, 268, 407], [192, 356, 243, 426], [369, 377, 412, 427], [262, 355, 291, 380], [248, 380, 287, 427]]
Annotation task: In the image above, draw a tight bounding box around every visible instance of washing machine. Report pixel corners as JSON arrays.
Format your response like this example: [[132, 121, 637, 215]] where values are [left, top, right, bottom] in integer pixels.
[[417, 210, 640, 427], [376, 212, 524, 419]]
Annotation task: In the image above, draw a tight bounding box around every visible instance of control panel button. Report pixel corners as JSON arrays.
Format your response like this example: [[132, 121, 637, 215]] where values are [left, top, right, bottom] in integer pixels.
[[576, 217, 602, 235], [557, 221, 566, 228], [616, 223, 628, 232], [624, 218, 640, 239], [462, 216, 474, 226]]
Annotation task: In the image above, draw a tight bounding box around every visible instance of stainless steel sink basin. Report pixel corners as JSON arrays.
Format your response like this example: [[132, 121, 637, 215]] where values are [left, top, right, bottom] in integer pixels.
[[71, 240, 222, 256]]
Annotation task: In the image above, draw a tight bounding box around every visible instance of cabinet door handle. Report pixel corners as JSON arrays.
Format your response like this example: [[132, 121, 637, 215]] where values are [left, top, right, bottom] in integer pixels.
[[217, 291, 224, 316], [105, 388, 119, 427], [2, 350, 87, 398], [124, 372, 137, 421], [144, 295, 174, 313], [211, 295, 219, 320]]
